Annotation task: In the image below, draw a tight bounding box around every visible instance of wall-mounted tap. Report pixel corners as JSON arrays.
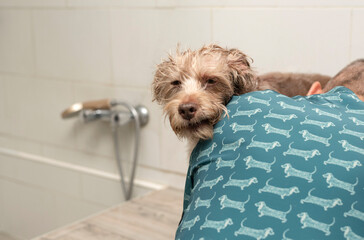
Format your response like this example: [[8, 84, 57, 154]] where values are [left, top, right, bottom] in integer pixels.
[[61, 99, 149, 127], [61, 99, 113, 119], [61, 99, 149, 200]]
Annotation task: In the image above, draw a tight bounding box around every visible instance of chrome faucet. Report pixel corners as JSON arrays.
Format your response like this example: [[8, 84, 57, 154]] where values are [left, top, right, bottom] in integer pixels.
[[61, 99, 149, 126], [61, 99, 149, 200]]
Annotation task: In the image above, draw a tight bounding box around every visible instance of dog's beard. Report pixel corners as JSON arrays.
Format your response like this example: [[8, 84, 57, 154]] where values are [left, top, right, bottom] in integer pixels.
[[165, 98, 227, 141]]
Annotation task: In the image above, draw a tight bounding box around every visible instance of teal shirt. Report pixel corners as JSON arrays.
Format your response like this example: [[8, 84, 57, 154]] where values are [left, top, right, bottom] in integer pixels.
[[176, 87, 364, 240]]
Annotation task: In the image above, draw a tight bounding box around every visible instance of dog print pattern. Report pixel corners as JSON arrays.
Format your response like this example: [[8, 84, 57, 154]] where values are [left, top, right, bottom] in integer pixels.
[[300, 188, 343, 211], [344, 201, 364, 222], [218, 194, 250, 213], [324, 151, 362, 171], [199, 213, 233, 233], [262, 123, 293, 138], [234, 218, 274, 239], [176, 87, 364, 240], [255, 201, 292, 223], [281, 163, 316, 182], [297, 212, 335, 236], [350, 117, 364, 126]]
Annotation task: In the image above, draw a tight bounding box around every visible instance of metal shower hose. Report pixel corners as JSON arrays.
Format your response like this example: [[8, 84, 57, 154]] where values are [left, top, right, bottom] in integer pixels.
[[111, 102, 141, 201]]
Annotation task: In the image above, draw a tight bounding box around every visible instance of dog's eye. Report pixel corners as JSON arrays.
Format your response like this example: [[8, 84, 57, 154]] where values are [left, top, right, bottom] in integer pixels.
[[207, 79, 216, 84], [171, 80, 181, 86]]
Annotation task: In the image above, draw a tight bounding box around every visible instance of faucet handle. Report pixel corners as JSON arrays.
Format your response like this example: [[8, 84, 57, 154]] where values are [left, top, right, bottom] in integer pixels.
[[82, 99, 112, 110], [61, 99, 112, 119]]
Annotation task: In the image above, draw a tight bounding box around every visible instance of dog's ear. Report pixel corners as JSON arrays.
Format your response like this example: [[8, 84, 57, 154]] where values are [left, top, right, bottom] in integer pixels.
[[152, 62, 166, 104], [227, 49, 256, 95], [152, 56, 176, 104]]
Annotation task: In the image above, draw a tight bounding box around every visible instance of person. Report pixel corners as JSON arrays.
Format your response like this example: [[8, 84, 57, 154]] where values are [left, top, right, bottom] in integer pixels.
[[175, 59, 364, 240], [307, 59, 364, 101]]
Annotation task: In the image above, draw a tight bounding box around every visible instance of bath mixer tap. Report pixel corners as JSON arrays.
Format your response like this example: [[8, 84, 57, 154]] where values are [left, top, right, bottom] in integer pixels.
[[61, 99, 114, 119], [61, 99, 149, 200], [62, 100, 149, 127]]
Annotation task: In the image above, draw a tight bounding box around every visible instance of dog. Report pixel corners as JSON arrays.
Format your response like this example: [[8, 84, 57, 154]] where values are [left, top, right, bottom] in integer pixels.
[[152, 44, 256, 149], [152, 44, 331, 149]]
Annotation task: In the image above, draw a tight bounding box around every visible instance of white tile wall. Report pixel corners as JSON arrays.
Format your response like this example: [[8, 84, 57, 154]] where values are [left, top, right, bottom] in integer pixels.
[[160, 122, 189, 174], [0, 1, 363, 238], [1, 75, 75, 147], [0, 10, 34, 75], [67, 0, 157, 7], [213, 9, 352, 75], [274, 0, 364, 6], [38, 79, 76, 147], [158, 0, 364, 7], [2, 76, 44, 140], [0, 0, 65, 7], [351, 9, 364, 61], [110, 9, 211, 87], [66, 0, 113, 7], [0, 77, 6, 134], [33, 9, 112, 83], [226, 0, 364, 7], [0, 179, 3, 232], [0, 134, 43, 156]]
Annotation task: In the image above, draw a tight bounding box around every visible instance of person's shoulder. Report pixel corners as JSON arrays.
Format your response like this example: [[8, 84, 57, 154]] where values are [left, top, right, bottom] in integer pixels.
[[301, 86, 363, 108], [324, 86, 362, 103]]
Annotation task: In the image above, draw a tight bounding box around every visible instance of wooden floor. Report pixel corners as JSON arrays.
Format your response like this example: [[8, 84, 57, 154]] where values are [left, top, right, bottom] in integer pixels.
[[0, 232, 19, 240], [33, 188, 183, 240]]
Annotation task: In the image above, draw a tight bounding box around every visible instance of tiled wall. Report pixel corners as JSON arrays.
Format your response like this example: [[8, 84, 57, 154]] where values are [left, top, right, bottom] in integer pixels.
[[0, 0, 363, 237]]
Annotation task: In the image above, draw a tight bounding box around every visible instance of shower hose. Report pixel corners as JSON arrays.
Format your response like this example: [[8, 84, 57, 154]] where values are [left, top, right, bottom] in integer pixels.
[[111, 102, 141, 201]]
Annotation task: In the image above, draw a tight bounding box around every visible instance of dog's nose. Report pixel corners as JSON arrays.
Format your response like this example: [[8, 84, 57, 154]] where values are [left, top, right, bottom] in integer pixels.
[[178, 103, 198, 120]]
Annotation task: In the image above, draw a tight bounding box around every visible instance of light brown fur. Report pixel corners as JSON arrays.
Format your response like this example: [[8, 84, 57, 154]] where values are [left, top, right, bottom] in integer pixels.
[[152, 44, 255, 143], [257, 72, 331, 97]]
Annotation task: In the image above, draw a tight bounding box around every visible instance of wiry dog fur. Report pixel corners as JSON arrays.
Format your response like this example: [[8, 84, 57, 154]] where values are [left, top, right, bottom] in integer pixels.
[[257, 72, 331, 97], [152, 44, 256, 146], [152, 44, 331, 147]]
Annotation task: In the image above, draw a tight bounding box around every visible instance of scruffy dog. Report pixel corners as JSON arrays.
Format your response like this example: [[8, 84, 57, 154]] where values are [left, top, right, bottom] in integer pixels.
[[152, 44, 256, 147], [152, 44, 330, 147]]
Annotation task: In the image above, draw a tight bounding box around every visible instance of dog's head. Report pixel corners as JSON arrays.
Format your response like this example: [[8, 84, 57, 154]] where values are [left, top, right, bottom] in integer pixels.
[[152, 44, 256, 141]]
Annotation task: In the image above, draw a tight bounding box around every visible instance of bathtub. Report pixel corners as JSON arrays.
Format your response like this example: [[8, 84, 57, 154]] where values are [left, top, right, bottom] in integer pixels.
[[0, 147, 165, 240]]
